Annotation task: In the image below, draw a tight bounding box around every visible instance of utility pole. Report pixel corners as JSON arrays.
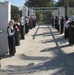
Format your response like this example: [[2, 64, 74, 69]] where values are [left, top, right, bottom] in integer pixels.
[[64, 0, 69, 17]]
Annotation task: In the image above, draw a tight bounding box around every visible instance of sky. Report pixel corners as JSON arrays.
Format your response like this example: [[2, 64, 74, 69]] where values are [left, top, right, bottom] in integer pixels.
[[0, 0, 26, 7], [9, 0, 26, 7], [0, 0, 58, 8]]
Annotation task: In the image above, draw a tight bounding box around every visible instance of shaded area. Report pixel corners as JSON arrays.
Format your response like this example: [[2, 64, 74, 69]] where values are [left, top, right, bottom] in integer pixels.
[[32, 24, 52, 39], [17, 54, 50, 61], [3, 24, 74, 75], [5, 53, 74, 75], [32, 32, 51, 37], [32, 24, 40, 39], [47, 25, 64, 55], [41, 37, 68, 44], [32, 24, 60, 39], [0, 69, 10, 75], [1, 54, 13, 59]]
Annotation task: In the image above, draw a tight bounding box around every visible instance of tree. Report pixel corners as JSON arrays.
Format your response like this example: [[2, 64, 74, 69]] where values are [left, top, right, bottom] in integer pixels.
[[56, 0, 64, 6], [56, 0, 74, 7], [11, 5, 20, 19], [36, 12, 43, 22], [24, 0, 56, 23], [25, 0, 55, 7]]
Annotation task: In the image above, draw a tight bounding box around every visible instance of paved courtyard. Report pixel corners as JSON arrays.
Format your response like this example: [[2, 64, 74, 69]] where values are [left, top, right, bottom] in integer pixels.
[[1, 24, 74, 75]]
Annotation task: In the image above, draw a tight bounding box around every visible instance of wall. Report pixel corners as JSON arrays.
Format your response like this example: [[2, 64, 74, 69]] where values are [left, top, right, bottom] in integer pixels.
[[22, 6, 28, 18], [0, 1, 11, 56], [29, 9, 34, 15], [52, 7, 65, 19], [67, 7, 74, 17], [52, 9, 58, 17], [59, 7, 65, 19]]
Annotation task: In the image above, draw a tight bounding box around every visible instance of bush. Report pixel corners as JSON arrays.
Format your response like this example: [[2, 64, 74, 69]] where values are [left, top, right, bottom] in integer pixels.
[[36, 12, 43, 22]]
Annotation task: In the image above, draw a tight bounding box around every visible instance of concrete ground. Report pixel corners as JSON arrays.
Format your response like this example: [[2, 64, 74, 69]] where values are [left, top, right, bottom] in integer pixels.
[[1, 24, 74, 75]]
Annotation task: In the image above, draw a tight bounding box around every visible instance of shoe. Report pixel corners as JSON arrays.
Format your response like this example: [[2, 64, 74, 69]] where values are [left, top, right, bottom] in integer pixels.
[[69, 44, 73, 46], [10, 54, 15, 56]]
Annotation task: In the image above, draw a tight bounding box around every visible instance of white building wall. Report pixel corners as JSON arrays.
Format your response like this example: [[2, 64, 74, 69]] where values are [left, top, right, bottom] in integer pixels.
[[52, 7, 65, 19], [29, 9, 34, 15], [67, 7, 74, 17], [0, 1, 11, 56], [22, 6, 28, 22], [52, 9, 58, 17], [59, 7, 65, 19]]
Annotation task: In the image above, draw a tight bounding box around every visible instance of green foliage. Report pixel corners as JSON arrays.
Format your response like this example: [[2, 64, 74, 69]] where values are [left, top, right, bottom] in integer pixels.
[[11, 5, 20, 19], [69, 11, 74, 16], [56, 0, 74, 7], [24, 0, 56, 23], [36, 12, 43, 22], [56, 0, 64, 6], [42, 12, 52, 21], [25, 0, 55, 7]]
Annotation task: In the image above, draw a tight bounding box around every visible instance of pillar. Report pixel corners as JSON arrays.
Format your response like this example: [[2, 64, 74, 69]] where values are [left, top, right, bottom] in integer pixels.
[[0, 1, 11, 56]]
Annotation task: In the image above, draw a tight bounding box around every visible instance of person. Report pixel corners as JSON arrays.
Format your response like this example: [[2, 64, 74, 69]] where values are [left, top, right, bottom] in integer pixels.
[[29, 15, 33, 29], [25, 17, 29, 34], [68, 16, 74, 46], [32, 15, 36, 28], [14, 18, 20, 46], [51, 15, 54, 27], [60, 16, 64, 34], [7, 20, 16, 56], [64, 16, 70, 38], [55, 16, 59, 31], [20, 16, 25, 39]]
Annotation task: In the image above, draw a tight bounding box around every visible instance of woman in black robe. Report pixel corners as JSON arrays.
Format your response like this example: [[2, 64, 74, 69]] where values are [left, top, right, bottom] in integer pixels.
[[32, 15, 36, 28], [14, 18, 20, 46], [20, 16, 25, 39], [25, 17, 29, 34], [55, 16, 59, 31], [7, 20, 16, 56], [51, 15, 54, 27], [60, 16, 64, 34], [64, 16, 69, 38], [29, 15, 33, 29], [68, 20, 74, 45]]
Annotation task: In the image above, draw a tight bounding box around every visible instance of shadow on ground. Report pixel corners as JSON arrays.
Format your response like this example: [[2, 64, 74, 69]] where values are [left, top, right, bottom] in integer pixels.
[[4, 24, 74, 75], [5, 53, 74, 75]]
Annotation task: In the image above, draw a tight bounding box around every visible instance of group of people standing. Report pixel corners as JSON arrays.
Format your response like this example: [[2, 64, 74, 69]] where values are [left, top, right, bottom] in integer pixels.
[[51, 15, 74, 46], [7, 15, 36, 56]]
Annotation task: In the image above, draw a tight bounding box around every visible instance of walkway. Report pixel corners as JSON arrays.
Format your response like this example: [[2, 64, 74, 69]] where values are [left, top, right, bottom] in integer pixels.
[[1, 24, 74, 75]]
